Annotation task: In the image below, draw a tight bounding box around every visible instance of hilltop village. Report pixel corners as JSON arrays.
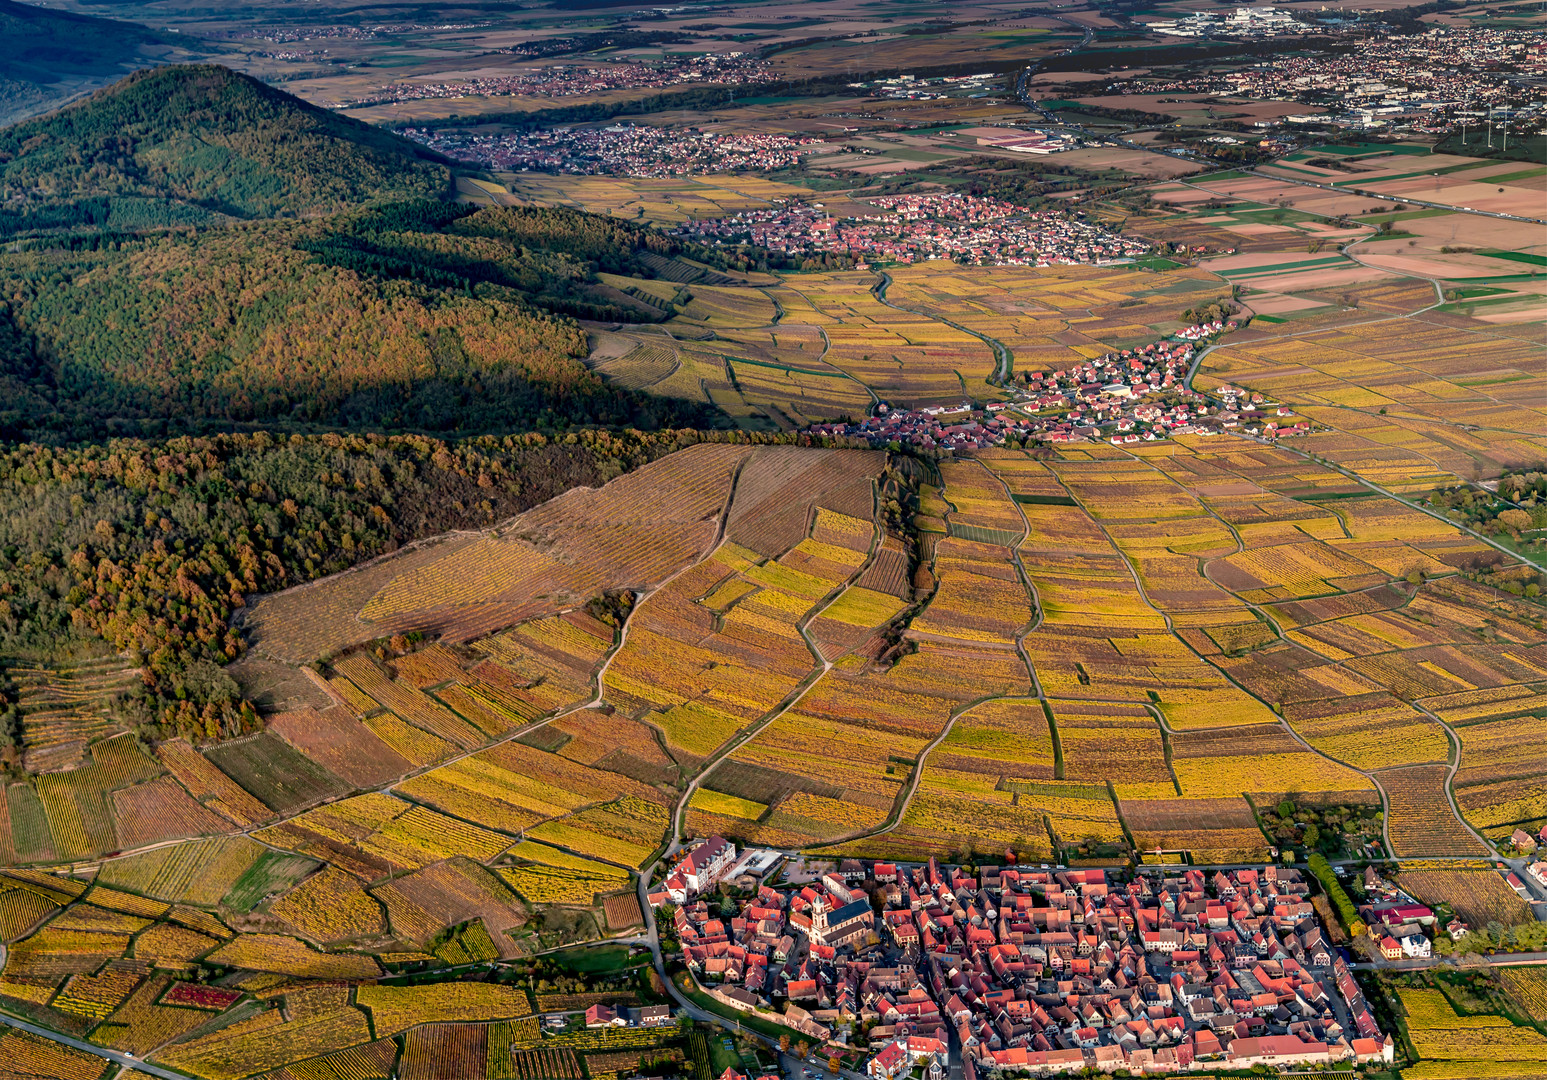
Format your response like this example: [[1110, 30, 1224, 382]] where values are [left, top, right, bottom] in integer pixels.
[[650, 840, 1394, 1076]]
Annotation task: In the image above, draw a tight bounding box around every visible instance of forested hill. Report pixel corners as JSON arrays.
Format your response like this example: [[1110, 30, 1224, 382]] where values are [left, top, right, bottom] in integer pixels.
[[0, 200, 750, 442], [0, 64, 451, 234], [0, 62, 785, 752]]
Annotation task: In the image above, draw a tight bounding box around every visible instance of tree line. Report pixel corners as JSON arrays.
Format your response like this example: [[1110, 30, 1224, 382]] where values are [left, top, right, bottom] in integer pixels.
[[0, 429, 798, 746]]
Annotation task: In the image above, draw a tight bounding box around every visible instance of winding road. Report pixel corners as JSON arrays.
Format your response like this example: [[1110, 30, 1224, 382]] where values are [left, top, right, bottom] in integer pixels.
[[871, 271, 1014, 386]]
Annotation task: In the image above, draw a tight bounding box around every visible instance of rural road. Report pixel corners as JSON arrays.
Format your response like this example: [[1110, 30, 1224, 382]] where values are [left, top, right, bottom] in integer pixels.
[[871, 271, 1013, 385], [0, 1007, 191, 1078]]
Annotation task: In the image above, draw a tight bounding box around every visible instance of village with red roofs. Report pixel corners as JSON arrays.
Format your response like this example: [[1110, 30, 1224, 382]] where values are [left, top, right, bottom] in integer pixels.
[[649, 838, 1395, 1077]]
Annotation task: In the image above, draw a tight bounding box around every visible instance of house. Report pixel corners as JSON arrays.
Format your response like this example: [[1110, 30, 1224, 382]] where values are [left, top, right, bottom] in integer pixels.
[[632, 1005, 673, 1027], [585, 1004, 626, 1028], [787, 979, 821, 1002], [1381, 904, 1433, 927], [681, 837, 737, 894], [712, 986, 761, 1013], [867, 1039, 911, 1080], [869, 1036, 947, 1080], [1399, 934, 1431, 959], [1351, 1036, 1396, 1066], [1512, 828, 1538, 851], [1227, 1035, 1331, 1068], [1380, 937, 1403, 961]]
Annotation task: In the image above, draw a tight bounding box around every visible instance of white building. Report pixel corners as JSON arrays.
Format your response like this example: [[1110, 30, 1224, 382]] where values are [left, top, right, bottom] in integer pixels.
[[868, 1036, 947, 1080], [659, 835, 737, 904]]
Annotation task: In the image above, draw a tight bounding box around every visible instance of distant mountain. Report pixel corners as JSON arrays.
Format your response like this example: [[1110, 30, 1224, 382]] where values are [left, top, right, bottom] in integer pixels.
[[0, 64, 452, 234], [0, 0, 188, 126], [0, 63, 741, 441]]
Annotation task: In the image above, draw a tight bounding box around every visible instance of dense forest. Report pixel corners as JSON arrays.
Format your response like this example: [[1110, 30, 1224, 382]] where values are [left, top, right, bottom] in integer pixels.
[[0, 199, 752, 441], [0, 429, 795, 744], [0, 67, 785, 442], [0, 65, 451, 232]]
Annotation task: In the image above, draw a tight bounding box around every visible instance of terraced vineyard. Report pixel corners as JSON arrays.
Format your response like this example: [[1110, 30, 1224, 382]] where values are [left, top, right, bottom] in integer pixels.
[[0, 413, 1541, 1079]]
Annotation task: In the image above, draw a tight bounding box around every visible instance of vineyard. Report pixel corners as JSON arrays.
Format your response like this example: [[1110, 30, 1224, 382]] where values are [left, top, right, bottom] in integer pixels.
[[1196, 318, 1547, 496], [1399, 870, 1533, 928], [1501, 968, 1547, 1024], [1398, 987, 1547, 1069], [1384, 767, 1492, 858], [0, 396, 1536, 1080]]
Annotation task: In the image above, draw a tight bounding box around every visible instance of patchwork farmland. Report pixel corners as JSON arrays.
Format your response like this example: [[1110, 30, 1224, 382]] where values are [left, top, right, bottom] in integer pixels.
[[0, 276, 1541, 1078]]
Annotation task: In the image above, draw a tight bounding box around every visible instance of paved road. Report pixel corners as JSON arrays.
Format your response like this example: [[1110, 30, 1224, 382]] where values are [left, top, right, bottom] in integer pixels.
[[1354, 950, 1547, 972], [871, 271, 1012, 385], [0, 1007, 191, 1078]]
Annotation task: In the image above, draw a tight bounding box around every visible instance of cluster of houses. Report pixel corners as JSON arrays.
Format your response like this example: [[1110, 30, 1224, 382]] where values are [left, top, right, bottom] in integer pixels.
[[400, 124, 831, 178], [1144, 25, 1545, 135], [1211, 383, 1312, 439], [348, 51, 773, 107], [1494, 828, 1547, 913], [651, 838, 1392, 1076], [1358, 866, 1442, 958], [671, 197, 1149, 267], [805, 321, 1288, 451], [807, 404, 1044, 452]]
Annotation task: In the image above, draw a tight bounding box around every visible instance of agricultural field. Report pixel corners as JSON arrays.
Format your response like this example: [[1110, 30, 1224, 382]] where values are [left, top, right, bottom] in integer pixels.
[[496, 174, 816, 229], [0, 413, 1543, 1076], [1195, 317, 1547, 495], [864, 696, 1127, 861], [883, 261, 1228, 379], [1384, 766, 1492, 858], [1398, 869, 1534, 929], [772, 271, 996, 407], [1501, 968, 1547, 1025], [5, 653, 143, 775], [580, 261, 1212, 423], [587, 318, 875, 432], [1122, 796, 1270, 864], [227, 435, 1535, 877], [1396, 986, 1547, 1075]]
